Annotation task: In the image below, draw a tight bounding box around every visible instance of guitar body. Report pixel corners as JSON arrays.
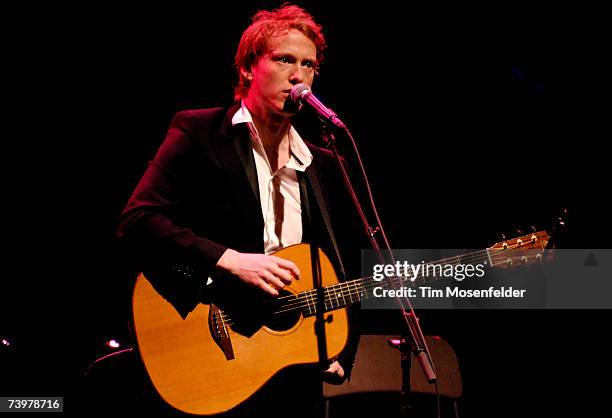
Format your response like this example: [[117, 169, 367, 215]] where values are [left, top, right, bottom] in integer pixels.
[[132, 244, 349, 415]]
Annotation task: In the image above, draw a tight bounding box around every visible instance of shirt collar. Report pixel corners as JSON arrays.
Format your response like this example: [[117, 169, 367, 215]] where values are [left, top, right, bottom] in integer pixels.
[[231, 101, 313, 171]]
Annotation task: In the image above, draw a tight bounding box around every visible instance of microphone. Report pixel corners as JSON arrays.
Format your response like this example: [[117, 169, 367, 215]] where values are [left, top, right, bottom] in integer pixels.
[[290, 84, 347, 130]]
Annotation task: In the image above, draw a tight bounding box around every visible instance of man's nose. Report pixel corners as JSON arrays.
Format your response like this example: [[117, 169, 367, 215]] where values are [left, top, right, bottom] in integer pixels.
[[289, 65, 305, 84]]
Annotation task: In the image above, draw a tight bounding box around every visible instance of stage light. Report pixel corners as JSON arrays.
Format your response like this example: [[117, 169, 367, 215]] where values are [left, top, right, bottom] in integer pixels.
[[106, 339, 120, 349]]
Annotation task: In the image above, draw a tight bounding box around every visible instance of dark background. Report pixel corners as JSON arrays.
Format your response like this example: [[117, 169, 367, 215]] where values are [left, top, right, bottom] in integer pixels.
[[2, 1, 610, 416]]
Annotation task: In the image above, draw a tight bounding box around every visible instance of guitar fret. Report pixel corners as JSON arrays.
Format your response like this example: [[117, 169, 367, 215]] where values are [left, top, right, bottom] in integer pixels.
[[307, 290, 314, 315], [348, 280, 357, 303], [354, 282, 359, 300], [303, 292, 309, 315], [309, 291, 315, 314]]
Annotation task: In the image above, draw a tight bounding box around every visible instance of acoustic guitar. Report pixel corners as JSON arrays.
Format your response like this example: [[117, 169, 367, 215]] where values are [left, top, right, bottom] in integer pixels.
[[132, 230, 549, 415]]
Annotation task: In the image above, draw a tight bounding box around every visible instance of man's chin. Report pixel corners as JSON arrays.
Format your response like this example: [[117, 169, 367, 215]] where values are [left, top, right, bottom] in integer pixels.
[[282, 97, 301, 114]]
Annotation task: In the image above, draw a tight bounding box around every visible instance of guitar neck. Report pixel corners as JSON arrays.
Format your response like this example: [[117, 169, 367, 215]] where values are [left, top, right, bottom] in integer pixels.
[[298, 248, 492, 316], [277, 229, 549, 317]]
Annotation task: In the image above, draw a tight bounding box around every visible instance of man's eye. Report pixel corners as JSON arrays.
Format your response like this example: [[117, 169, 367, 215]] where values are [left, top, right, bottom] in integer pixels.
[[303, 61, 314, 69], [278, 56, 290, 63]]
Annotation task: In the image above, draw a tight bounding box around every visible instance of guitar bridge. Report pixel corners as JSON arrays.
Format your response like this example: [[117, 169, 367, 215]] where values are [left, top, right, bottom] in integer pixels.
[[208, 304, 235, 360]]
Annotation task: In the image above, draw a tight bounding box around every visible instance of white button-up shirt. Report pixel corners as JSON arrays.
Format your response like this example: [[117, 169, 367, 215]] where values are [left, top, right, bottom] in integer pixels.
[[232, 102, 313, 254]]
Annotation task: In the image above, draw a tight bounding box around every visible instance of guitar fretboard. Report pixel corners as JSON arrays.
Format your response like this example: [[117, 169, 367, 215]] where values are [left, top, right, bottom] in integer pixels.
[[216, 231, 547, 326], [296, 248, 493, 316]]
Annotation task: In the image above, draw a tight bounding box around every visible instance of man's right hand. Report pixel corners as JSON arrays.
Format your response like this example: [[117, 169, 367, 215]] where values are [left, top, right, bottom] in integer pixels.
[[216, 249, 300, 296]]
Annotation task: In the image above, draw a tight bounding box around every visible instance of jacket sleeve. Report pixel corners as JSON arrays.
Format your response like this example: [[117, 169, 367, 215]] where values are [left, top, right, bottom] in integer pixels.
[[117, 111, 227, 314]]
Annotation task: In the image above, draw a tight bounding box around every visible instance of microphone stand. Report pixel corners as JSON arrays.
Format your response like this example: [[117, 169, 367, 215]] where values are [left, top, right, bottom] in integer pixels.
[[320, 123, 437, 417]]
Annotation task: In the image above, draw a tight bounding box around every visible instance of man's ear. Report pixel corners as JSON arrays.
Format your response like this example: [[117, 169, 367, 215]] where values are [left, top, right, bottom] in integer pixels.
[[240, 66, 253, 81]]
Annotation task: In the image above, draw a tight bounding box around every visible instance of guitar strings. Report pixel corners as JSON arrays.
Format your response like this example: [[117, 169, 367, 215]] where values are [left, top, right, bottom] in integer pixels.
[[219, 244, 539, 325], [277, 240, 545, 315], [218, 238, 544, 324], [217, 237, 546, 324]]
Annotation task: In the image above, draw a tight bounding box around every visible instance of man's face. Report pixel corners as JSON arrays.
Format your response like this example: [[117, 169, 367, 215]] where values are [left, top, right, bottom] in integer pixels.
[[243, 29, 317, 117]]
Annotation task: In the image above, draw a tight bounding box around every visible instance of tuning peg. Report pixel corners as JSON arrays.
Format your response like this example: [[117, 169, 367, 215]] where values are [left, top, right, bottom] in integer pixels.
[[529, 226, 538, 242]]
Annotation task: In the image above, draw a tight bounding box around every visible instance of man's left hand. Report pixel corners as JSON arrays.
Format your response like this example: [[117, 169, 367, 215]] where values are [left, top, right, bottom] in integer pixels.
[[322, 360, 346, 384]]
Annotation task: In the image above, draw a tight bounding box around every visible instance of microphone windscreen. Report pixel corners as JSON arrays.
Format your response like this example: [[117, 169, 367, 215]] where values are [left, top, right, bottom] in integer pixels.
[[290, 83, 310, 104]]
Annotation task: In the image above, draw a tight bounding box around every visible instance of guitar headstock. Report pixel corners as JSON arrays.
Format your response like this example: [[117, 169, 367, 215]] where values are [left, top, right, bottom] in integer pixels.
[[488, 230, 550, 269]]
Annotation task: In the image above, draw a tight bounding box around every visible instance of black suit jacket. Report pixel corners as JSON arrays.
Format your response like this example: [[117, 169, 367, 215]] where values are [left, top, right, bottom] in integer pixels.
[[117, 103, 364, 375]]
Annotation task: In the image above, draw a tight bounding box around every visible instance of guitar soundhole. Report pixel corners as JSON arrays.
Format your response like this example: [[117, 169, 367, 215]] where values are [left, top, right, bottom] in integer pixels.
[[261, 289, 302, 332], [223, 288, 302, 336]]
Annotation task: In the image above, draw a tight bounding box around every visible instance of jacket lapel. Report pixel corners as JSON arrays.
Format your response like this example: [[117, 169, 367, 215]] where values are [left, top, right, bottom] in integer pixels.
[[212, 104, 263, 242]]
